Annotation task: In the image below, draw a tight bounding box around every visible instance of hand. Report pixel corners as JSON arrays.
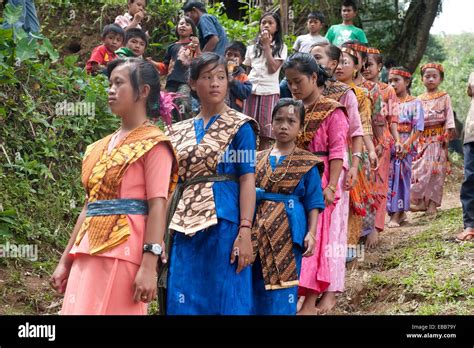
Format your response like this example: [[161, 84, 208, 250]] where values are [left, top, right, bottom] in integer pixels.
[[302, 232, 316, 257], [259, 30, 272, 48], [375, 144, 384, 157], [323, 187, 335, 206], [395, 142, 403, 155], [156, 241, 168, 272], [50, 259, 73, 294], [368, 151, 379, 170], [344, 166, 358, 190], [133, 255, 158, 303], [133, 10, 145, 24], [230, 228, 254, 274]]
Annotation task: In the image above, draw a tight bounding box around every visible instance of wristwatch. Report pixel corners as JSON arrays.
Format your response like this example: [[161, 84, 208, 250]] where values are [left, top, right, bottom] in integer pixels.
[[143, 243, 162, 256]]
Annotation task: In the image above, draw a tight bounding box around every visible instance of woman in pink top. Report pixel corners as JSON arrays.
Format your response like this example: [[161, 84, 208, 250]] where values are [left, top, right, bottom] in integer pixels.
[[284, 53, 348, 315], [50, 58, 178, 315]]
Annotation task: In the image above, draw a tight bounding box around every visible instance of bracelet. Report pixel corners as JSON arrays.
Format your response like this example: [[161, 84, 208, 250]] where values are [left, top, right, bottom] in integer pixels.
[[241, 218, 253, 224], [352, 152, 363, 160], [326, 184, 337, 193], [239, 225, 252, 230], [307, 233, 316, 240]]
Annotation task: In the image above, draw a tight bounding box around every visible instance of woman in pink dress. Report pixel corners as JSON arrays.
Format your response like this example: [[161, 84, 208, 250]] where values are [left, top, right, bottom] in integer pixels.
[[411, 63, 455, 216], [50, 58, 178, 314], [310, 42, 365, 312], [283, 52, 348, 315]]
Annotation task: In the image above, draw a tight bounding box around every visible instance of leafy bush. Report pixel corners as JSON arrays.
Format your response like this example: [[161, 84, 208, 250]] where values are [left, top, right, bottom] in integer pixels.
[[0, 3, 118, 249]]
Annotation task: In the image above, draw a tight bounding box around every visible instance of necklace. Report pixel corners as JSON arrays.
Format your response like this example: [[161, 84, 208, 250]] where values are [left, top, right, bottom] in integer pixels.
[[265, 144, 297, 183]]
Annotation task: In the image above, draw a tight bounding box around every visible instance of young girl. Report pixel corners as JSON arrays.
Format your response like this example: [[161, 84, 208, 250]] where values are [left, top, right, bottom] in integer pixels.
[[334, 47, 378, 263], [243, 12, 288, 149], [115, 0, 147, 30], [309, 42, 365, 311], [50, 58, 178, 314], [359, 47, 401, 248], [165, 53, 259, 315], [283, 52, 348, 315], [386, 67, 424, 227], [411, 63, 455, 216], [252, 99, 325, 315], [150, 16, 200, 120]]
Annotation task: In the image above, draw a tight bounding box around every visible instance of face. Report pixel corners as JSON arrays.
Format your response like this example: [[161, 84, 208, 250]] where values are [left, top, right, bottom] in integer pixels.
[[362, 55, 381, 81], [388, 74, 408, 96], [285, 67, 317, 102], [108, 64, 148, 118], [341, 6, 356, 21], [335, 52, 356, 83], [177, 18, 193, 38], [307, 18, 322, 34], [190, 63, 228, 105], [311, 45, 338, 76], [129, 0, 146, 16], [103, 32, 124, 52], [184, 9, 200, 25], [422, 68, 442, 91], [260, 15, 278, 36], [272, 106, 301, 143], [225, 49, 243, 66], [126, 37, 146, 56]]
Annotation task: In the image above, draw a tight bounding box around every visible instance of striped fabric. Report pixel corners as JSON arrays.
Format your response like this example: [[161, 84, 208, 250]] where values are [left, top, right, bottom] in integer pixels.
[[243, 94, 279, 138]]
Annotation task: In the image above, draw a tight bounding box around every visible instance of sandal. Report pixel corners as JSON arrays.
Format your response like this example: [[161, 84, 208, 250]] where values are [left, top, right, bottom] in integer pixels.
[[455, 228, 474, 242]]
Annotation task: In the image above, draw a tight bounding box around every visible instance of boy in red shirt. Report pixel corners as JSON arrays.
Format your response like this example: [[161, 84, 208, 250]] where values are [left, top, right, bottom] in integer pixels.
[[86, 24, 125, 74]]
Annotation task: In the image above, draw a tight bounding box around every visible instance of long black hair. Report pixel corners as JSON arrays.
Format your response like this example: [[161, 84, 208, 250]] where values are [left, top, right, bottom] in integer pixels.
[[107, 58, 161, 119], [254, 12, 284, 59], [283, 52, 330, 87], [188, 52, 228, 99]]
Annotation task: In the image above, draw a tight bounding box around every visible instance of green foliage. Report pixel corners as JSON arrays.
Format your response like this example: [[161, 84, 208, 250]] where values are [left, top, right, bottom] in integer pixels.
[[0, 3, 118, 249]]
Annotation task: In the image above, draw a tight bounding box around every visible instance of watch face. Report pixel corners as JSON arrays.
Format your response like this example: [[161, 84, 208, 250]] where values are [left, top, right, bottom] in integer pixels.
[[152, 244, 162, 255]]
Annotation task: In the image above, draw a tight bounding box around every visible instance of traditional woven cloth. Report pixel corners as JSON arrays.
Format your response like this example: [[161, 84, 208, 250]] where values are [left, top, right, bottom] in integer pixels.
[[297, 96, 345, 150], [252, 148, 322, 290], [75, 123, 178, 254], [323, 80, 353, 102], [167, 108, 258, 234]]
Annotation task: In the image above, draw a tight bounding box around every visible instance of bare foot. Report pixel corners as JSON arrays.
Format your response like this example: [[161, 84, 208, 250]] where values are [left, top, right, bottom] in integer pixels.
[[455, 227, 474, 242], [410, 201, 427, 212], [365, 230, 379, 249], [388, 212, 401, 228], [315, 292, 337, 314], [425, 201, 437, 217], [296, 296, 305, 313], [399, 212, 407, 224], [297, 294, 320, 316]]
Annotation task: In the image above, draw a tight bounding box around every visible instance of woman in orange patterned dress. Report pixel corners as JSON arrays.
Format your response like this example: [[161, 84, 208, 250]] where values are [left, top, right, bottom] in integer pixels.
[[50, 58, 178, 314]]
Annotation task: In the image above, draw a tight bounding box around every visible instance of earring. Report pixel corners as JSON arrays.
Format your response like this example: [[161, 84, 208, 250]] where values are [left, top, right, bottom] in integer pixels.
[[353, 70, 358, 78]]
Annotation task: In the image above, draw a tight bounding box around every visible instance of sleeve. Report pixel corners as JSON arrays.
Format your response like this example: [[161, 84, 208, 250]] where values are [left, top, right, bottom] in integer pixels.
[[114, 15, 129, 29], [87, 46, 106, 70], [340, 90, 364, 138], [444, 95, 455, 129], [276, 44, 288, 60], [243, 46, 252, 67], [230, 78, 252, 100], [327, 108, 349, 161], [198, 15, 219, 41], [302, 165, 325, 212], [325, 26, 335, 43], [293, 36, 301, 51], [415, 100, 425, 131], [358, 28, 369, 44], [386, 87, 399, 124], [144, 142, 175, 200], [163, 45, 173, 65], [230, 122, 257, 176]]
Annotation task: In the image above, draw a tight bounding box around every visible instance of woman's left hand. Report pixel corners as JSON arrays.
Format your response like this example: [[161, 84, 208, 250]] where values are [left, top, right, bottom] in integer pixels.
[[302, 232, 316, 257], [230, 228, 254, 274], [344, 166, 358, 191], [133, 254, 158, 303], [323, 187, 335, 206]]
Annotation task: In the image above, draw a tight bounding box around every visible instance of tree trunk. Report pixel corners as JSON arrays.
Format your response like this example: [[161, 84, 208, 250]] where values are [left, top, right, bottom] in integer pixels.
[[389, 0, 442, 72], [280, 0, 289, 36]]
